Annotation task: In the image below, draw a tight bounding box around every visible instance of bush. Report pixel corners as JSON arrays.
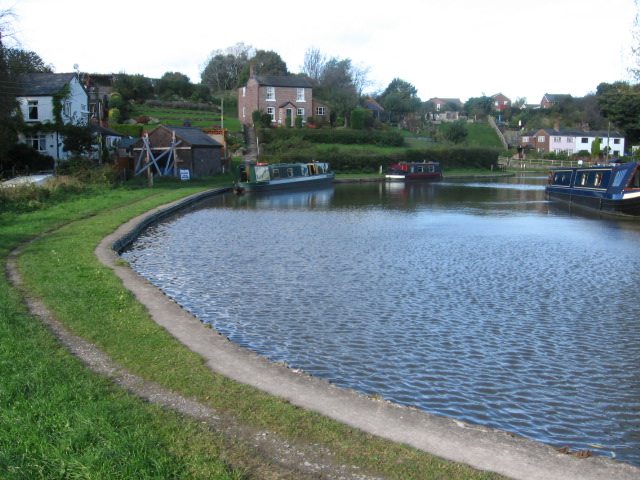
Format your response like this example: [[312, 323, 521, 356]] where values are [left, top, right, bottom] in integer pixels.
[[260, 128, 404, 147], [3, 144, 54, 176], [260, 147, 500, 173], [56, 157, 117, 185]]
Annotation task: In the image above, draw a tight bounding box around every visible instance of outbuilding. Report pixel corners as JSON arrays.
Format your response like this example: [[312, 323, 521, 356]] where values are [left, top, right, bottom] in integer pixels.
[[132, 125, 223, 178]]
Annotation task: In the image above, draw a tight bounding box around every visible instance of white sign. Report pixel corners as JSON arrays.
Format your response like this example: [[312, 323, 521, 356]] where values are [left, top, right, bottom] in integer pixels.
[[179, 169, 191, 181]]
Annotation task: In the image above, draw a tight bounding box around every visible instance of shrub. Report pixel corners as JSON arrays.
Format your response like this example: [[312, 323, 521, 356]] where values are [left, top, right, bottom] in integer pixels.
[[259, 128, 404, 147], [260, 147, 500, 173], [56, 156, 117, 185], [3, 144, 54, 176]]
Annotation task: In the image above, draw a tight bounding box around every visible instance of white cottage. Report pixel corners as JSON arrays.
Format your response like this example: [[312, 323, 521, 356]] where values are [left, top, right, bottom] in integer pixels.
[[16, 72, 89, 161]]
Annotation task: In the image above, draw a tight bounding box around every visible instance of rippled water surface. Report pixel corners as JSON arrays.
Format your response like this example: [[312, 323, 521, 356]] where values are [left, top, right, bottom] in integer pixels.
[[122, 176, 640, 465]]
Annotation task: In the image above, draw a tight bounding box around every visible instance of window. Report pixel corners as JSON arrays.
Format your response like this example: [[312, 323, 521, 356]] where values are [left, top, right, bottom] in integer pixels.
[[242, 106, 246, 118], [538, 136, 545, 142], [28, 100, 38, 120], [25, 134, 46, 152], [554, 136, 561, 142], [297, 108, 304, 117], [614, 138, 620, 144], [297, 88, 305, 102], [287, 168, 294, 177], [242, 87, 246, 97], [315, 106, 325, 116], [567, 137, 574, 143], [581, 137, 588, 143], [266, 107, 275, 122], [272, 168, 280, 178], [266, 87, 275, 101], [64, 101, 72, 118]]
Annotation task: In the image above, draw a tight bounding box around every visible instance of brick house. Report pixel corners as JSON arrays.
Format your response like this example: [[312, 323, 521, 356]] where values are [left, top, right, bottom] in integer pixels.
[[520, 128, 625, 156], [491, 93, 511, 111], [540, 93, 571, 109], [237, 72, 330, 127]]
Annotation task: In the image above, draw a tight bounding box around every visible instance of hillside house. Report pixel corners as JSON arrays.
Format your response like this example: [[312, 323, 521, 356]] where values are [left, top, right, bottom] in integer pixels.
[[540, 93, 571, 109], [426, 98, 463, 122], [363, 97, 385, 120], [492, 93, 511, 111], [132, 125, 223, 178], [520, 129, 625, 157], [16, 72, 89, 161], [238, 71, 330, 127]]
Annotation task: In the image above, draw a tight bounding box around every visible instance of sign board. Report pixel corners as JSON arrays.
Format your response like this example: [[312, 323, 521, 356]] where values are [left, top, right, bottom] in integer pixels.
[[179, 169, 191, 181]]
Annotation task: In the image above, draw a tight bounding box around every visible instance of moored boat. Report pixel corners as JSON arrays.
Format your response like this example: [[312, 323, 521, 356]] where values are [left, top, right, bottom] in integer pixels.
[[386, 161, 442, 181], [235, 161, 335, 193], [546, 161, 640, 216]]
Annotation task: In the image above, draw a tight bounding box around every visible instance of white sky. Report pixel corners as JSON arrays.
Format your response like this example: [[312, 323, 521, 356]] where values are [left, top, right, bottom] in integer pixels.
[[2, 0, 637, 103]]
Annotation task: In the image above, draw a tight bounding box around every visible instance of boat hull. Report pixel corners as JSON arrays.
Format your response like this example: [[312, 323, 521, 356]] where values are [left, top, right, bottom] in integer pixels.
[[237, 173, 335, 192], [545, 161, 640, 217]]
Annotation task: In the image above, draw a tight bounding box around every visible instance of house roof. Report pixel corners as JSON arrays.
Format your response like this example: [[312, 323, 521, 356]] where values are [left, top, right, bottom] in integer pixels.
[[17, 72, 78, 96], [542, 93, 571, 103], [363, 97, 384, 111], [163, 126, 222, 147], [525, 128, 624, 138], [429, 97, 463, 106], [255, 75, 313, 88]]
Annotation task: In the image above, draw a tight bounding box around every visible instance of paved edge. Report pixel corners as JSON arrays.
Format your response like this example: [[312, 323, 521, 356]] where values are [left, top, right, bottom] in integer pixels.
[[96, 188, 640, 480]]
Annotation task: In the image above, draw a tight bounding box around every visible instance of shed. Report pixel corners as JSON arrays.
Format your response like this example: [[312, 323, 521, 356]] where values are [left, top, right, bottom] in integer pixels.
[[132, 125, 223, 178]]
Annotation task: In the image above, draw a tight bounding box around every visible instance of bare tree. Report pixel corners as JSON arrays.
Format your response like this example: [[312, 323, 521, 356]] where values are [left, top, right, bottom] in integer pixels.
[[301, 47, 326, 82]]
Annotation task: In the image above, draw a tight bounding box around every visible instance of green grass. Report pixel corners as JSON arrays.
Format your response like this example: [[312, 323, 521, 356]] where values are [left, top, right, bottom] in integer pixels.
[[464, 123, 503, 148], [2, 178, 504, 479], [129, 104, 241, 132]]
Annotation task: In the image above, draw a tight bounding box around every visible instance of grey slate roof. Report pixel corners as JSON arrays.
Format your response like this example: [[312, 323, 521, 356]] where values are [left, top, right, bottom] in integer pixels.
[[165, 126, 222, 147], [17, 72, 77, 96], [255, 75, 313, 88]]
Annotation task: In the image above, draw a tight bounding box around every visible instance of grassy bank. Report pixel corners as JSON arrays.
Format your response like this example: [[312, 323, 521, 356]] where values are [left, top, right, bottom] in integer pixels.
[[2, 178, 502, 479]]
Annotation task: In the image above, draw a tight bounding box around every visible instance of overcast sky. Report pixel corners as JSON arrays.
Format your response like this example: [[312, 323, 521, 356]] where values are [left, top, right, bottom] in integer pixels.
[[2, 0, 637, 103]]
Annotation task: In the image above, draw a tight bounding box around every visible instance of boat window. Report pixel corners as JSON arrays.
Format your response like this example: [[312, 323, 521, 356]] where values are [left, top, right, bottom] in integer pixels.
[[553, 172, 572, 186], [272, 168, 280, 178], [579, 173, 588, 186], [301, 166, 308, 176], [287, 168, 294, 177], [428, 165, 435, 172], [612, 170, 627, 187], [630, 170, 640, 188], [254, 165, 270, 182], [594, 173, 602, 187], [416, 166, 424, 173]]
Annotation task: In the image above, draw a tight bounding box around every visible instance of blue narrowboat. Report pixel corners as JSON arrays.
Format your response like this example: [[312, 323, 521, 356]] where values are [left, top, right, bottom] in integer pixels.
[[546, 161, 640, 216], [235, 162, 335, 193]]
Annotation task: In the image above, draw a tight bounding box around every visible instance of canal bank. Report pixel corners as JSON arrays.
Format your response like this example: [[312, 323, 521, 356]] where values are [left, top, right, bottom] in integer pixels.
[[95, 188, 640, 480]]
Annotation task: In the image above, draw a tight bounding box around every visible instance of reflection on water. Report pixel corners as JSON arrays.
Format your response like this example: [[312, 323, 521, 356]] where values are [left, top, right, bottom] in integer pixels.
[[122, 175, 640, 466]]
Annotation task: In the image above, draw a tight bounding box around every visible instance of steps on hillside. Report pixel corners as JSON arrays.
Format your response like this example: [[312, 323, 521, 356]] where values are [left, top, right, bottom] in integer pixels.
[[243, 125, 258, 162]]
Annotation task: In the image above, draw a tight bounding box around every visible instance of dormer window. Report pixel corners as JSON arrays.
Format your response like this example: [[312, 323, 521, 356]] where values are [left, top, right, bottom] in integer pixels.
[[266, 87, 275, 101], [28, 100, 38, 120]]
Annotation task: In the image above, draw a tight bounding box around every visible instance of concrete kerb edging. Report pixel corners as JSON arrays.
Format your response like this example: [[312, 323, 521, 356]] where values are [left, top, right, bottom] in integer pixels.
[[96, 188, 640, 480]]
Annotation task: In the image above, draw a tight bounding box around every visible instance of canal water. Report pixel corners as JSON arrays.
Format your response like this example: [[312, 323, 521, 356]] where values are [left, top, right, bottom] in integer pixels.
[[122, 175, 640, 466]]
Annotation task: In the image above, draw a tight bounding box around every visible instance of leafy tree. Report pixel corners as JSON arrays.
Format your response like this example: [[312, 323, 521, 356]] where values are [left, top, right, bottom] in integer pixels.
[[113, 73, 154, 102], [591, 137, 601, 159], [315, 58, 359, 127], [464, 96, 494, 118], [157, 71, 193, 99], [596, 81, 640, 144], [62, 124, 94, 156], [201, 43, 253, 93], [5, 48, 52, 75], [0, 10, 18, 173], [378, 78, 421, 123], [238, 49, 288, 85], [441, 120, 468, 144]]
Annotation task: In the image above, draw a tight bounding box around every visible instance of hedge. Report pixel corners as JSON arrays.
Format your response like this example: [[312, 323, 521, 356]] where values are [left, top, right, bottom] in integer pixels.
[[110, 124, 144, 137], [259, 147, 501, 173], [259, 127, 404, 147]]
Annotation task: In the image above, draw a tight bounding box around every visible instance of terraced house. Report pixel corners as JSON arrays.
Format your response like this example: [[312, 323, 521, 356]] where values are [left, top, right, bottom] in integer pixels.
[[520, 128, 626, 157], [238, 70, 330, 127]]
